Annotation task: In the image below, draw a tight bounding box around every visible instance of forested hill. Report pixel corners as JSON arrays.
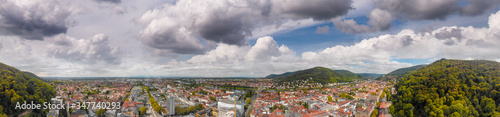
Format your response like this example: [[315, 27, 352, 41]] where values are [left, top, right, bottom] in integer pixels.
[[0, 62, 56, 116], [391, 59, 500, 117], [269, 67, 365, 84], [375, 64, 426, 81], [334, 70, 366, 80]]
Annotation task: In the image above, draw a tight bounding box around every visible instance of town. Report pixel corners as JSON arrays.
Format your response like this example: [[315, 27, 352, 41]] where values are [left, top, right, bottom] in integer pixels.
[[47, 78, 394, 117]]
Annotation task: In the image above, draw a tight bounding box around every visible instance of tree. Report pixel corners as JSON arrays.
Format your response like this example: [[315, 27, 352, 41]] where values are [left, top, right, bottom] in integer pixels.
[[389, 105, 395, 115], [279, 105, 286, 110], [372, 109, 378, 117], [96, 109, 106, 117], [402, 103, 414, 117], [380, 91, 386, 99], [197, 104, 204, 110], [209, 96, 216, 101], [139, 107, 146, 117], [270, 105, 278, 112], [481, 97, 497, 117], [328, 96, 333, 102]]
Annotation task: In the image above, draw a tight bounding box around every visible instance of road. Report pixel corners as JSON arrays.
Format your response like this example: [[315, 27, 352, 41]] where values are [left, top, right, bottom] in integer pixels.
[[146, 98, 162, 117], [244, 87, 263, 117]]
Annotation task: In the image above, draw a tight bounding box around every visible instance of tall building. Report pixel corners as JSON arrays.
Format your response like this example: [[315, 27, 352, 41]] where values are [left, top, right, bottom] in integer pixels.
[[167, 96, 175, 115]]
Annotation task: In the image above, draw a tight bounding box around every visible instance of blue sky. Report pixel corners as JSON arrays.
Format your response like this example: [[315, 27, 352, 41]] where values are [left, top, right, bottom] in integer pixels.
[[0, 0, 500, 77]]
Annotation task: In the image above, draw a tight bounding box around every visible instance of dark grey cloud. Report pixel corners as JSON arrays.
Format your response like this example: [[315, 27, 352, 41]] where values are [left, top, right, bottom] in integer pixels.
[[143, 31, 208, 54], [375, 0, 500, 20], [401, 35, 413, 46], [444, 40, 456, 45], [334, 0, 500, 34], [333, 8, 392, 33], [0, 42, 2, 50], [94, 0, 121, 4], [332, 19, 370, 34], [466, 39, 495, 47], [137, 19, 209, 54], [137, 0, 354, 55], [47, 34, 122, 64], [435, 28, 463, 39], [0, 0, 78, 40], [316, 26, 330, 34], [461, 0, 500, 16], [434, 28, 463, 45], [197, 16, 251, 46], [275, 0, 353, 20], [395, 0, 459, 20]]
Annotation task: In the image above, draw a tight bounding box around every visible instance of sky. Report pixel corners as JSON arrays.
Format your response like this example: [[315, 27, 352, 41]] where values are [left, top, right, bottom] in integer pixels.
[[1, 0, 500, 77]]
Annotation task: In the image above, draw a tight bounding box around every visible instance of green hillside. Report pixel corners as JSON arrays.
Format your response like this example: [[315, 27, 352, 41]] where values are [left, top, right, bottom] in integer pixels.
[[0, 62, 56, 116], [269, 67, 364, 84], [376, 64, 427, 81], [334, 70, 366, 80], [391, 59, 500, 117]]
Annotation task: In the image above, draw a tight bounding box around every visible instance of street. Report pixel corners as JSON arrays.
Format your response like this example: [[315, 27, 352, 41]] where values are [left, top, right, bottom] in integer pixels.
[[146, 98, 161, 117]]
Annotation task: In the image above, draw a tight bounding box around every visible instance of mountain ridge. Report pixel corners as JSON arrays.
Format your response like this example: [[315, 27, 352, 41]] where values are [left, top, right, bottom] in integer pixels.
[[375, 64, 427, 81], [268, 67, 365, 84]]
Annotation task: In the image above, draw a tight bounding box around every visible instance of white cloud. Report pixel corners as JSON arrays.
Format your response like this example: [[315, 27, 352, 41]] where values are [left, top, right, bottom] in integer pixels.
[[187, 36, 296, 64], [46, 34, 122, 65], [149, 10, 500, 77], [136, 0, 353, 55]]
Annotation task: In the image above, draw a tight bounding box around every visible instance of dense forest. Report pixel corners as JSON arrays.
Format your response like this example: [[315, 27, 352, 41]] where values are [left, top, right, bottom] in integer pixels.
[[334, 70, 365, 79], [391, 59, 500, 117], [269, 67, 365, 84], [0, 62, 56, 116], [376, 64, 427, 81]]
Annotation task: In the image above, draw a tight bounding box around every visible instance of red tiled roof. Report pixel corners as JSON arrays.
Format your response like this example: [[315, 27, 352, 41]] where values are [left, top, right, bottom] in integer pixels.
[[303, 110, 328, 117], [380, 102, 386, 109], [123, 101, 136, 108]]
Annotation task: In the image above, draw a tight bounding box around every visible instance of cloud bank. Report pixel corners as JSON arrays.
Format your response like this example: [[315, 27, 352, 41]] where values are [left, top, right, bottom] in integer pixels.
[[46, 34, 121, 65], [333, 0, 500, 33], [0, 0, 82, 40], [136, 0, 353, 55], [148, 10, 500, 77]]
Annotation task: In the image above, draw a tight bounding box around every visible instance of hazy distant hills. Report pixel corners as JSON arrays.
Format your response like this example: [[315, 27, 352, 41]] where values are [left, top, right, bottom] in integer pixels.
[[357, 73, 384, 80], [0, 62, 56, 116], [391, 59, 500, 116], [375, 64, 427, 81], [267, 67, 365, 84]]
